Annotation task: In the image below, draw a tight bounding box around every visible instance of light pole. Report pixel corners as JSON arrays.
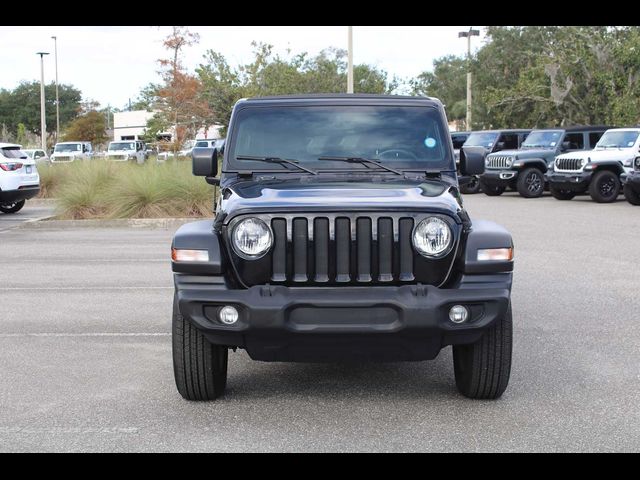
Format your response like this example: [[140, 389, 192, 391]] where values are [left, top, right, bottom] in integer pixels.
[[36, 52, 50, 151], [347, 26, 354, 94], [458, 27, 480, 130], [51, 36, 60, 141]]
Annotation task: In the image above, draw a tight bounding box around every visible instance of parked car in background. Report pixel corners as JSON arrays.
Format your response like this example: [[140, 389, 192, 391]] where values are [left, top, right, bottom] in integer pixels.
[[106, 140, 146, 164], [461, 129, 531, 194], [22, 148, 49, 163], [621, 155, 640, 205], [50, 141, 93, 163], [548, 127, 636, 202], [0, 143, 40, 214], [480, 126, 609, 198]]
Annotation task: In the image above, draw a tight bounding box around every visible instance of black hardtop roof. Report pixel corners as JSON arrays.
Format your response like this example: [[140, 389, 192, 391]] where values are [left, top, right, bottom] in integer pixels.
[[531, 125, 615, 132], [469, 129, 532, 134], [240, 93, 441, 106]]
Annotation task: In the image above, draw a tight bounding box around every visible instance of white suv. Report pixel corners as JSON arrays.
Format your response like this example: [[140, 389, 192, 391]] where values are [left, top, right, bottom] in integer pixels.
[[50, 141, 93, 163], [106, 140, 146, 164], [0, 143, 40, 214], [548, 128, 639, 202]]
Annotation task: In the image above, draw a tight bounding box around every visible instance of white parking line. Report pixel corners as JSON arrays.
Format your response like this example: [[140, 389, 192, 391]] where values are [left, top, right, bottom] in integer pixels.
[[0, 333, 170, 337]]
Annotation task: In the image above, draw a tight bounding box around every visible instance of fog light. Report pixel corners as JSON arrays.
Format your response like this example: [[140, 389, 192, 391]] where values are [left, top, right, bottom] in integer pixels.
[[218, 306, 239, 325], [449, 305, 469, 324]]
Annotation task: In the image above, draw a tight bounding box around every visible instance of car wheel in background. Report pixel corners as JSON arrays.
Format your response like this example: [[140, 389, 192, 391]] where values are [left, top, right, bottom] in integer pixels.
[[623, 185, 640, 205], [589, 170, 620, 203], [0, 200, 26, 214], [517, 168, 545, 198]]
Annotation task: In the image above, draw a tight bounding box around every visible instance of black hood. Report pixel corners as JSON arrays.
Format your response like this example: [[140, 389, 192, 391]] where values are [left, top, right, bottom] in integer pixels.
[[217, 175, 465, 224]]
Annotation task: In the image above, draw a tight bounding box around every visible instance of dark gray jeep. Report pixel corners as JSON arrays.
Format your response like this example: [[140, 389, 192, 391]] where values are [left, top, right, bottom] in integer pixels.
[[171, 94, 515, 401], [479, 126, 610, 198]]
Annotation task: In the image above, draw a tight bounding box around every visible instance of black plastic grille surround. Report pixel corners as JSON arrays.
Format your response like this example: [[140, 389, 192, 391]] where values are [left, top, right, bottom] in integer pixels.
[[225, 212, 460, 287]]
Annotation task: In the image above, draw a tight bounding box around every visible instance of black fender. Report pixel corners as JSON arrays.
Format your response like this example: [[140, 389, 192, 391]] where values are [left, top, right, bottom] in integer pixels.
[[585, 161, 625, 175], [460, 220, 514, 274], [171, 220, 224, 275], [512, 157, 549, 173]]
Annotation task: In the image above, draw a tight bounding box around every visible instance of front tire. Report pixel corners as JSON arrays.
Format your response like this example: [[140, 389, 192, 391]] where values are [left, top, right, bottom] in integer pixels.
[[549, 186, 576, 200], [0, 200, 26, 214], [589, 170, 620, 203], [172, 293, 228, 400], [453, 303, 512, 399], [516, 168, 544, 198], [623, 184, 640, 205]]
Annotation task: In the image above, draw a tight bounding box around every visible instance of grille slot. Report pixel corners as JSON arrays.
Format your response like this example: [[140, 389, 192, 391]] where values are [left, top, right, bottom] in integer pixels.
[[267, 214, 416, 285], [486, 156, 512, 169], [556, 158, 582, 171]]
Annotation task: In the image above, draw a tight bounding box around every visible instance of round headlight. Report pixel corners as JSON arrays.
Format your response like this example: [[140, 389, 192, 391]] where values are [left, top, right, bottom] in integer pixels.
[[231, 217, 272, 259], [412, 217, 453, 258]]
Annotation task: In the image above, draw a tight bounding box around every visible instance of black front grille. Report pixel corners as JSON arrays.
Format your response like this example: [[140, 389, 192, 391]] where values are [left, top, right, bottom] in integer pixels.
[[555, 157, 582, 171], [226, 212, 459, 287], [270, 214, 415, 284]]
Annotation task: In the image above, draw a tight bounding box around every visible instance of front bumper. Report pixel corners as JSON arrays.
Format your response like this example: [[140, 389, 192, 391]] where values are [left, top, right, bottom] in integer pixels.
[[481, 170, 519, 187], [0, 186, 40, 203], [175, 273, 512, 362], [621, 171, 640, 193], [547, 171, 592, 191]]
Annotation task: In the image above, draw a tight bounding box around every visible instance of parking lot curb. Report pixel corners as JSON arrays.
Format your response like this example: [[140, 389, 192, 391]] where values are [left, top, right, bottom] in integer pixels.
[[16, 217, 201, 230]]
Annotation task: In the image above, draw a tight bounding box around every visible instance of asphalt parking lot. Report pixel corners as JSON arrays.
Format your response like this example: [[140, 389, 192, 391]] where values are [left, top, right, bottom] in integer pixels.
[[1, 192, 639, 452]]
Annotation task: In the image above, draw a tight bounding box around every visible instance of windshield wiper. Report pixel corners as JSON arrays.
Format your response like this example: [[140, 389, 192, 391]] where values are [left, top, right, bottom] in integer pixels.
[[317, 156, 403, 175], [599, 144, 620, 149], [235, 155, 317, 175]]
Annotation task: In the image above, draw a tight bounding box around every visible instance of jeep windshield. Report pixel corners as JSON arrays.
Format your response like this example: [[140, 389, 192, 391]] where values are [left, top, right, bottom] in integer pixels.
[[595, 131, 640, 149], [463, 132, 499, 149], [108, 142, 135, 151], [54, 144, 81, 152], [228, 105, 452, 172], [521, 130, 563, 149]]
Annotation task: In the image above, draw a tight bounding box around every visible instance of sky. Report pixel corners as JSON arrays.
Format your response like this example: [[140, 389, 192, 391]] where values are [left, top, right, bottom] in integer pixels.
[[1, 26, 486, 109]]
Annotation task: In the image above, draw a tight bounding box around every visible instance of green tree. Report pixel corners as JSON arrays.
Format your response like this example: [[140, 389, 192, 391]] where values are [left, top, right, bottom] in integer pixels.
[[63, 110, 108, 146], [197, 42, 398, 133], [0, 81, 82, 136], [411, 55, 468, 122]]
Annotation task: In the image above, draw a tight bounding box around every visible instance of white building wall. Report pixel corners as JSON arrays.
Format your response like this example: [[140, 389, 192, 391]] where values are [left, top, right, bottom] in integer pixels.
[[113, 111, 154, 141]]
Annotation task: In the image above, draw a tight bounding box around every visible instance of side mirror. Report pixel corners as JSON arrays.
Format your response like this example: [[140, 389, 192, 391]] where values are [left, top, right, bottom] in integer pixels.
[[192, 147, 218, 177], [460, 146, 485, 176], [495, 141, 506, 150], [561, 141, 571, 151]]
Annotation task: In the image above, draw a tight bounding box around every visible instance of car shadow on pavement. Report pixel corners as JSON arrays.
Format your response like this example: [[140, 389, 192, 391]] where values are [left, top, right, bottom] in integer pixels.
[[223, 348, 461, 401]]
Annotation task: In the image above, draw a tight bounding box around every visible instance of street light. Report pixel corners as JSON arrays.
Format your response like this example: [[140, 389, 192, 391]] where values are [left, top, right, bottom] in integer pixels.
[[347, 26, 354, 94], [51, 36, 60, 142], [458, 27, 480, 130], [36, 52, 50, 151]]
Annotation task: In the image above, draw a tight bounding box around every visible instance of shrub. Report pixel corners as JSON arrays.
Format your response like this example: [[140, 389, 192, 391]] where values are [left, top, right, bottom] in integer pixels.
[[52, 159, 214, 219]]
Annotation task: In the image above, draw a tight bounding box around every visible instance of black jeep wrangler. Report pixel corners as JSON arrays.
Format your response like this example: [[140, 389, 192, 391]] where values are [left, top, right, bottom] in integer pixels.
[[171, 95, 515, 401], [480, 126, 609, 198]]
